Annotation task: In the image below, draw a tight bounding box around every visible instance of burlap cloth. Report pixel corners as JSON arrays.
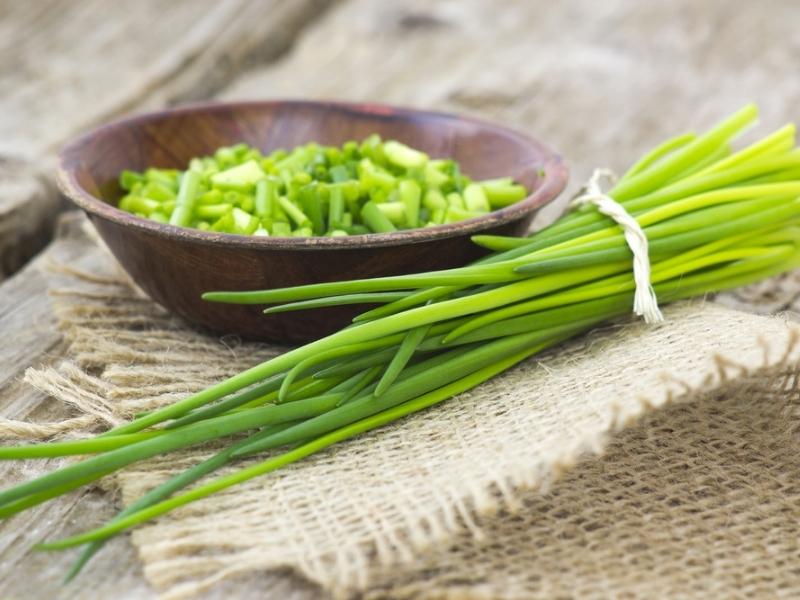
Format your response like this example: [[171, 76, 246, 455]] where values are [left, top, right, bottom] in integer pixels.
[[6, 225, 800, 599]]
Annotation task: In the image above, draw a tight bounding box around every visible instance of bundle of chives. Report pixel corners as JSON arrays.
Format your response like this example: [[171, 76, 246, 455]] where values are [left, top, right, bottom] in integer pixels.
[[2, 104, 800, 580]]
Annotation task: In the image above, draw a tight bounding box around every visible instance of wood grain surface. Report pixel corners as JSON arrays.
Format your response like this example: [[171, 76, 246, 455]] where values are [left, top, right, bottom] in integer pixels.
[[0, 0, 332, 159], [2, 0, 799, 597], [223, 0, 800, 225], [0, 0, 332, 282]]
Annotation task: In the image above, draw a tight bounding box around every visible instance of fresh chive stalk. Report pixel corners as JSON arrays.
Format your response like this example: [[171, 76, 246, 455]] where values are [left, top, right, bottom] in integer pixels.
[[2, 105, 799, 581]]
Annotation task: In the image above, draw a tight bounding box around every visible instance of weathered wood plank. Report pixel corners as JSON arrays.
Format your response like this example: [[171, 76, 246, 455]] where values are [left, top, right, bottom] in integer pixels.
[[0, 0, 333, 159], [0, 473, 151, 600], [0, 0, 334, 279], [222, 0, 800, 226]]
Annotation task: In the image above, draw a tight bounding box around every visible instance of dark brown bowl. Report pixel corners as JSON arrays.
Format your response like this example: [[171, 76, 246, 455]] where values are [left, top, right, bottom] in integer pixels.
[[56, 100, 568, 343]]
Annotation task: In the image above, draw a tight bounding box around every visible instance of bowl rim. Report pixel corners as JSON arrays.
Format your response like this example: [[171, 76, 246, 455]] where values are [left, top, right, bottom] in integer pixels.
[[56, 99, 569, 250]]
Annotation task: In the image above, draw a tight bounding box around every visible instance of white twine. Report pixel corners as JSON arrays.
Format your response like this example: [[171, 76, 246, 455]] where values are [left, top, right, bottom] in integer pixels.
[[571, 168, 664, 324]]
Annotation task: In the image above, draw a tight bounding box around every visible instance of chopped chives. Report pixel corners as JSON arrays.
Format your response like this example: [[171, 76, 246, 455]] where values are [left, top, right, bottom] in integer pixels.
[[116, 137, 526, 237], [361, 202, 397, 233], [168, 171, 201, 227]]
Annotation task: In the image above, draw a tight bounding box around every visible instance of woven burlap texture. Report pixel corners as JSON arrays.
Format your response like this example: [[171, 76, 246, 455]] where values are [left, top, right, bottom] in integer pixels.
[[10, 248, 800, 599]]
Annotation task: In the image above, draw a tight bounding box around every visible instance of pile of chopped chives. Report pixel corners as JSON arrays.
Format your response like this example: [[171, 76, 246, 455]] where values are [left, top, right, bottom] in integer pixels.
[[2, 104, 800, 582], [117, 136, 528, 236]]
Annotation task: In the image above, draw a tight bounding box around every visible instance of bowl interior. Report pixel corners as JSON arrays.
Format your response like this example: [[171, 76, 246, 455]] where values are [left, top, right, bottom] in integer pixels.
[[63, 100, 557, 222]]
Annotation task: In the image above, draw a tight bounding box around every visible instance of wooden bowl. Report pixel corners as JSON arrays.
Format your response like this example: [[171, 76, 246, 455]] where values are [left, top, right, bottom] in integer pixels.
[[56, 100, 568, 343]]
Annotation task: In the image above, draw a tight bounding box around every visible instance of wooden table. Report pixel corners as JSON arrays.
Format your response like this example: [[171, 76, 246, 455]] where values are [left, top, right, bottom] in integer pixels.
[[2, 1, 798, 597]]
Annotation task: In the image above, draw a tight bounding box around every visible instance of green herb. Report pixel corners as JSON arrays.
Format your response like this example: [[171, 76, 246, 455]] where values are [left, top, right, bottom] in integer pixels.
[[116, 137, 528, 237], [2, 104, 799, 581]]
